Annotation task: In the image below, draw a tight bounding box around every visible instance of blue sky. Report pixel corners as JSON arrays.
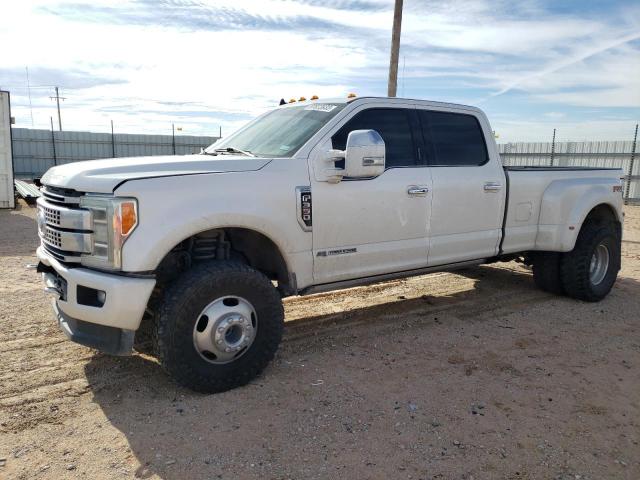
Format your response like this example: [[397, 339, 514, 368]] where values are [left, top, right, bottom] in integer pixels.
[[1, 0, 639, 142]]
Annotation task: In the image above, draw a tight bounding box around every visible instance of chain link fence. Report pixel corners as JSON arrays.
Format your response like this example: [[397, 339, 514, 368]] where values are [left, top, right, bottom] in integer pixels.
[[499, 139, 638, 204]]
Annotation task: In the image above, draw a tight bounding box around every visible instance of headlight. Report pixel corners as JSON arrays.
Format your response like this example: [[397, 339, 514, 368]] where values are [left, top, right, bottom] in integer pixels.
[[79, 196, 138, 270]]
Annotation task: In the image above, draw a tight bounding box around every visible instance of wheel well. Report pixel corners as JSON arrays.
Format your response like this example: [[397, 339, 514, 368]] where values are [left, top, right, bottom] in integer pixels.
[[582, 203, 621, 241], [155, 228, 291, 293], [225, 228, 289, 286], [136, 229, 291, 352], [584, 203, 618, 225]]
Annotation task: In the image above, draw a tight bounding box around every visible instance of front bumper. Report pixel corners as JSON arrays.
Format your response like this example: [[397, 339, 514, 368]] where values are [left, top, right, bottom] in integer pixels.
[[53, 302, 136, 356], [37, 246, 156, 354]]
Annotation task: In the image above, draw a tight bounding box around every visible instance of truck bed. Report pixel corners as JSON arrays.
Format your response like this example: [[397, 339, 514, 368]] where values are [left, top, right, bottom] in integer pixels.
[[501, 165, 623, 255]]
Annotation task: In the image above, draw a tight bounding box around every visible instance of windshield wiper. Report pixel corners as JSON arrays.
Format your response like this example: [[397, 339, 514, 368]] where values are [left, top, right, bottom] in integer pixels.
[[213, 147, 255, 157]]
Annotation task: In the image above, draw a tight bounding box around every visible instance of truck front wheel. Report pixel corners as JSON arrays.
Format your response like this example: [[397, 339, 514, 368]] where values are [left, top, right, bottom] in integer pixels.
[[560, 222, 620, 302], [155, 261, 284, 393]]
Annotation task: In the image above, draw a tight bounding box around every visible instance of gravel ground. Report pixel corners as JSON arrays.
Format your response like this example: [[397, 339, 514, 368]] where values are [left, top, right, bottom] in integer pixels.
[[0, 201, 639, 480]]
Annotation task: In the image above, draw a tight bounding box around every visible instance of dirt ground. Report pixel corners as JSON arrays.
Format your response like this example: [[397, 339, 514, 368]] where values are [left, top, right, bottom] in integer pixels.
[[0, 201, 639, 480]]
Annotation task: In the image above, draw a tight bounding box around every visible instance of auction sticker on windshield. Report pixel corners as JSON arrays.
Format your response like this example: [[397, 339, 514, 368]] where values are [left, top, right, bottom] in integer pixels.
[[304, 104, 338, 112]]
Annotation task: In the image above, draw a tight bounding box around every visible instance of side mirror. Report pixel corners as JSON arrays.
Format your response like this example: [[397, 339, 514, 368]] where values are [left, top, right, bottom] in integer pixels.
[[343, 129, 385, 178]]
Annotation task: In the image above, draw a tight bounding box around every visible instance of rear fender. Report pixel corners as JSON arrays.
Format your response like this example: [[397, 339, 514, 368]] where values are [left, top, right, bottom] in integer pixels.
[[535, 177, 622, 252]]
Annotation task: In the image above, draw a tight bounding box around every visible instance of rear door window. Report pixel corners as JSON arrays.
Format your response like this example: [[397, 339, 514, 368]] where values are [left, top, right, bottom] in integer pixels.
[[419, 110, 488, 166]]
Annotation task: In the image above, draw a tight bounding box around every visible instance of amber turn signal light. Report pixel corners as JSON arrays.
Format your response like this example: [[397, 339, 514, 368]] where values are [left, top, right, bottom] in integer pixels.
[[120, 201, 137, 236]]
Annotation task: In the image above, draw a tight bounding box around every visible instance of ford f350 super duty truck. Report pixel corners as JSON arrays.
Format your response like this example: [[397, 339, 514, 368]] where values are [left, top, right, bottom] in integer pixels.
[[35, 96, 624, 393]]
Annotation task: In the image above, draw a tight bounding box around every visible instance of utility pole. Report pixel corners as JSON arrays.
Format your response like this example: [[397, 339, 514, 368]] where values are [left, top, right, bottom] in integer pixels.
[[50, 117, 58, 165], [111, 120, 116, 158], [550, 128, 556, 166], [172, 123, 176, 155], [625, 123, 638, 204], [49, 86, 65, 131], [387, 0, 403, 97]]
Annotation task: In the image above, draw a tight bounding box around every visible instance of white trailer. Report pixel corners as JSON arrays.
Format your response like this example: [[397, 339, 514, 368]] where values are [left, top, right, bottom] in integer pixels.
[[0, 91, 15, 209]]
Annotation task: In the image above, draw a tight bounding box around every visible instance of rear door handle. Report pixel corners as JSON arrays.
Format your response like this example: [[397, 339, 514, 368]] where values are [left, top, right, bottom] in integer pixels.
[[408, 185, 429, 196], [484, 182, 502, 192]]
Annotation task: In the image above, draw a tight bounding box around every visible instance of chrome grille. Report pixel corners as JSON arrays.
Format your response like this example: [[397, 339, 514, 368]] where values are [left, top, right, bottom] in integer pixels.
[[43, 205, 61, 226], [44, 227, 62, 248], [37, 188, 93, 262], [42, 244, 67, 262], [37, 197, 91, 230], [40, 223, 91, 253]]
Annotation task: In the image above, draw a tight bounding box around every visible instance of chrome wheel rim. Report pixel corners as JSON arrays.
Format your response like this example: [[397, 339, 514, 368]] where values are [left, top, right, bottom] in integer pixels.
[[589, 243, 610, 286], [192, 296, 257, 364]]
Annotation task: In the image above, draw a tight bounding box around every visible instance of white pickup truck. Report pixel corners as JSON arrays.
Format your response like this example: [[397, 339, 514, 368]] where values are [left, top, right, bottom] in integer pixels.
[[35, 96, 624, 392]]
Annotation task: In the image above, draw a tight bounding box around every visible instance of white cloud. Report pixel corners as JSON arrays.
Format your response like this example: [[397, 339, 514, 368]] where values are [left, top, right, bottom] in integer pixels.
[[544, 112, 565, 119], [1, 0, 638, 140]]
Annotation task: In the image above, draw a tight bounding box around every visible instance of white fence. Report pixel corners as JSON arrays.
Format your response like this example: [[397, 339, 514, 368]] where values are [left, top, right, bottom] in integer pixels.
[[499, 141, 638, 204], [11, 128, 218, 179]]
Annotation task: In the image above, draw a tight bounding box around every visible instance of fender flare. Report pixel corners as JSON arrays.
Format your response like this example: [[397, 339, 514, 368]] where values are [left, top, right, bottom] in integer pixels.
[[536, 177, 622, 251]]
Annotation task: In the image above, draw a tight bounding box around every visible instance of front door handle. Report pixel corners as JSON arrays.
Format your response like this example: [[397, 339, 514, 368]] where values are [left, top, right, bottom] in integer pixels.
[[408, 185, 429, 196], [484, 182, 502, 192]]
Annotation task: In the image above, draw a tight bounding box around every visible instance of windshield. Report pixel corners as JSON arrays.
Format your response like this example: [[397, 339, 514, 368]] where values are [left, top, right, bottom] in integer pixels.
[[205, 103, 347, 157]]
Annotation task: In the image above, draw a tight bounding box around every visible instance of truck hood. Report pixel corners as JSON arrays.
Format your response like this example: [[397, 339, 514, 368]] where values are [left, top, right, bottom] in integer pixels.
[[41, 154, 272, 193]]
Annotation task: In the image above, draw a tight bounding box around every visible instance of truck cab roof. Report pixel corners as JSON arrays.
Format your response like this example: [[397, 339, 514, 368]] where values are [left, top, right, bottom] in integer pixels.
[[278, 96, 484, 115]]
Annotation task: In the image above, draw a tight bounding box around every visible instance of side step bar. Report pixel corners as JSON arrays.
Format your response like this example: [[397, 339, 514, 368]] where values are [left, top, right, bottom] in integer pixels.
[[300, 258, 486, 296]]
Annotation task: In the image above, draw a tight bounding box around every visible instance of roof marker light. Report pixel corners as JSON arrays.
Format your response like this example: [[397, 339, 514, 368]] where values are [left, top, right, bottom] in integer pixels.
[[311, 95, 319, 100], [347, 92, 357, 98], [299, 96, 306, 101], [289, 98, 297, 103]]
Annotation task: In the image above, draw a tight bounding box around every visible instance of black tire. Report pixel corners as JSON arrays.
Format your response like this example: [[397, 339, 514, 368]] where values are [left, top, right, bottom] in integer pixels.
[[560, 222, 620, 302], [531, 252, 564, 295], [155, 261, 284, 393]]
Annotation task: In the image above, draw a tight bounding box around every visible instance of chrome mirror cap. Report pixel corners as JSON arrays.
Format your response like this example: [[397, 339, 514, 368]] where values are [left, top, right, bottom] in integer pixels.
[[344, 129, 386, 178]]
